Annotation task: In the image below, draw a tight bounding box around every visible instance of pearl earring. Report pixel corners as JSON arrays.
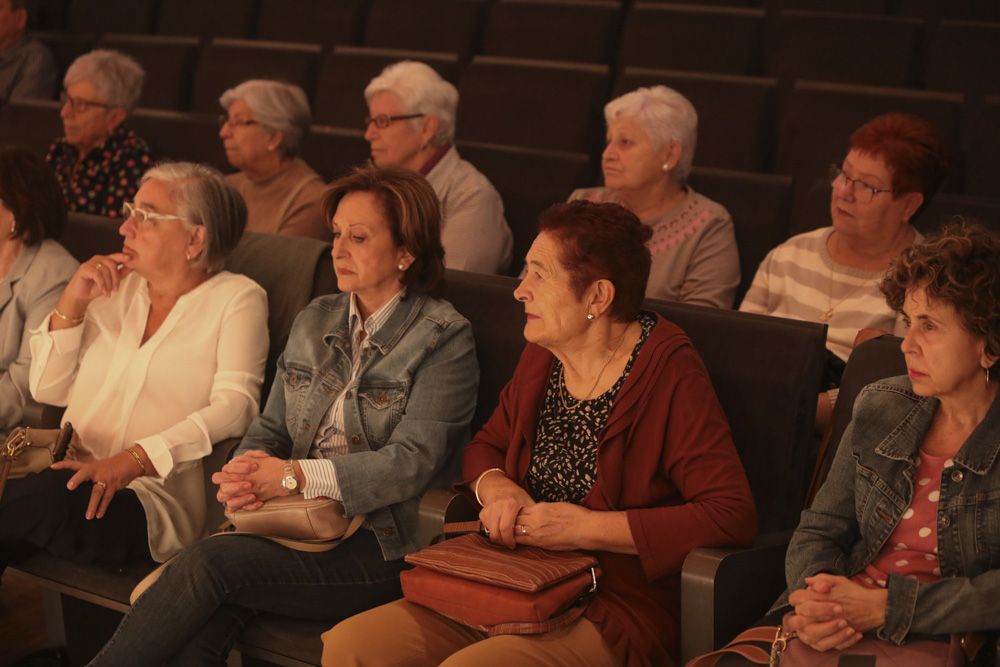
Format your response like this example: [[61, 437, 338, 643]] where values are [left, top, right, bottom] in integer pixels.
[[9, 219, 15, 236], [397, 263, 406, 271], [586, 312, 595, 321], [661, 162, 671, 172]]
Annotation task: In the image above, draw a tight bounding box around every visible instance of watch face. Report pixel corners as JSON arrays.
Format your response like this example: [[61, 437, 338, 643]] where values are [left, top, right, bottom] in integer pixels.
[[282, 474, 298, 491]]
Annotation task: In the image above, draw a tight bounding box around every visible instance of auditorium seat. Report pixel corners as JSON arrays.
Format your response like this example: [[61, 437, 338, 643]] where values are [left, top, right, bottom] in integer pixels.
[[915, 192, 1000, 234], [775, 80, 964, 233], [129, 108, 229, 170], [29, 0, 69, 31], [155, 0, 256, 39], [456, 56, 609, 153], [923, 20, 1000, 95], [481, 0, 623, 64], [687, 167, 793, 300], [364, 0, 488, 59], [964, 95, 1000, 199], [96, 34, 199, 111], [65, 0, 156, 34], [0, 99, 62, 155], [255, 0, 366, 46], [766, 10, 923, 88], [619, 3, 765, 75], [59, 211, 121, 262], [312, 46, 461, 129], [189, 38, 321, 114], [31, 31, 92, 88], [301, 125, 371, 182], [455, 140, 592, 276], [761, 0, 890, 12], [894, 0, 1000, 22], [614, 67, 778, 173]]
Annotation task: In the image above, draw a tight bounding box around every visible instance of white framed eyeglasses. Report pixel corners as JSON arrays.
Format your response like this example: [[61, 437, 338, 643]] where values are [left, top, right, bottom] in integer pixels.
[[122, 202, 186, 229]]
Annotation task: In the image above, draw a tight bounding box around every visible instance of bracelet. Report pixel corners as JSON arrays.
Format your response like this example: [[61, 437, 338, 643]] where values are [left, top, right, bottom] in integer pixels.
[[473, 467, 505, 506], [52, 307, 84, 325], [125, 446, 146, 476]]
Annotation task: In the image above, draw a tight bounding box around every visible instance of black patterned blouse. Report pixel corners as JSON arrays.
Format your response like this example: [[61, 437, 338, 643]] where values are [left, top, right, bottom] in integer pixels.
[[46, 123, 152, 218], [526, 311, 655, 503]]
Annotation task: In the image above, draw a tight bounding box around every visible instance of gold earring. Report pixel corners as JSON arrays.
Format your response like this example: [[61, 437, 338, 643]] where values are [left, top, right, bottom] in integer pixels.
[[987, 366, 992, 387]]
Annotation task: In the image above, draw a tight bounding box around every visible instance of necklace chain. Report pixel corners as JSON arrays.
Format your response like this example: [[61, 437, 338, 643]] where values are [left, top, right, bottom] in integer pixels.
[[558, 324, 630, 411]]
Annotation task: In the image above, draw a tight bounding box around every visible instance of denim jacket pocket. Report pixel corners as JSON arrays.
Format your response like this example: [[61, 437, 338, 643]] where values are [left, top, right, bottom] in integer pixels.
[[972, 488, 1000, 567], [357, 383, 408, 447], [855, 462, 905, 553], [282, 363, 316, 434]]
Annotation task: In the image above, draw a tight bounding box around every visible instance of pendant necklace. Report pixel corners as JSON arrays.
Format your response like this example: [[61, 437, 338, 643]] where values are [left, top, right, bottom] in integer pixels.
[[559, 323, 630, 411]]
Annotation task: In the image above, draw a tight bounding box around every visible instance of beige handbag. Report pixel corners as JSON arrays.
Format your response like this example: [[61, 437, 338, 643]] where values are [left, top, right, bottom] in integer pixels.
[[0, 423, 76, 498]]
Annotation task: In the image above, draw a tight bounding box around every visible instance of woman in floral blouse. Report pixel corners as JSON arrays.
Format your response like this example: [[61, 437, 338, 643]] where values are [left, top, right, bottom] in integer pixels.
[[45, 49, 151, 219]]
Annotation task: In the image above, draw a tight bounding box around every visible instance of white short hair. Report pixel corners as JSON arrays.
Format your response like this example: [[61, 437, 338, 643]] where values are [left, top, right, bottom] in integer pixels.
[[220, 79, 312, 158], [364, 61, 458, 147], [64, 49, 145, 111], [605, 85, 698, 181]]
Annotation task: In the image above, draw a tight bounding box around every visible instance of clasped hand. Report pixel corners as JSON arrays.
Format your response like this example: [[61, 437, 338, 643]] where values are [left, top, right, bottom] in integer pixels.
[[785, 574, 888, 652], [478, 477, 589, 550], [212, 450, 287, 512]]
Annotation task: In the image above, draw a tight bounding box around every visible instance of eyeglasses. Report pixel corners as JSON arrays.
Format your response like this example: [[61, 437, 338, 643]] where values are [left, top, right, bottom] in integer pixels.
[[122, 202, 186, 229], [363, 113, 424, 129], [60, 90, 113, 114], [218, 115, 259, 130], [829, 164, 891, 204]]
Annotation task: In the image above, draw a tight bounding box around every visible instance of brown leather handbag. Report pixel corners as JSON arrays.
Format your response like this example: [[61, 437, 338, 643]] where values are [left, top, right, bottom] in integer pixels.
[[401, 523, 601, 636], [0, 423, 75, 498]]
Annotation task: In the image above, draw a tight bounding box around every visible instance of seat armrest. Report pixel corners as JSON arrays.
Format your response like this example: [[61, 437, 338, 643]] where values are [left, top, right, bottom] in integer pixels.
[[681, 530, 793, 665], [416, 487, 478, 548], [20, 399, 66, 429]]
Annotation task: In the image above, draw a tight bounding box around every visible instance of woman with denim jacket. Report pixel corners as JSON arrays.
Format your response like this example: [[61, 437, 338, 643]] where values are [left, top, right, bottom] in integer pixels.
[[764, 222, 1000, 659], [88, 165, 479, 666]]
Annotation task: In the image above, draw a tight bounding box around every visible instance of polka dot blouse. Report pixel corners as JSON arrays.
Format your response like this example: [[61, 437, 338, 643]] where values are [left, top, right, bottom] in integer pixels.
[[46, 123, 152, 219]]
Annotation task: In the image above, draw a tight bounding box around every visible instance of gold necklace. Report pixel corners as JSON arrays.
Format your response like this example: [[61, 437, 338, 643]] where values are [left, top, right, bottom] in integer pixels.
[[820, 276, 869, 322], [559, 324, 630, 411]]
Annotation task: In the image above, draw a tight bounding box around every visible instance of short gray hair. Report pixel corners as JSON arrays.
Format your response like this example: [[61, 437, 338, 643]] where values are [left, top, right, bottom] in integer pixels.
[[364, 61, 458, 147], [140, 162, 247, 272], [605, 85, 698, 182], [220, 79, 311, 158], [64, 49, 145, 111]]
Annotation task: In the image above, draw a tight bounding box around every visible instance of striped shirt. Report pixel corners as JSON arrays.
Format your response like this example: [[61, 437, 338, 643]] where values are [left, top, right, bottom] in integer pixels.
[[740, 227, 915, 361], [298, 290, 405, 499]]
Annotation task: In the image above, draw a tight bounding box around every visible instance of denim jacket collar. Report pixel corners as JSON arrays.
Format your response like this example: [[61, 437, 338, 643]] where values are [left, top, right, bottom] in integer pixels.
[[875, 381, 1000, 476], [322, 292, 429, 357]]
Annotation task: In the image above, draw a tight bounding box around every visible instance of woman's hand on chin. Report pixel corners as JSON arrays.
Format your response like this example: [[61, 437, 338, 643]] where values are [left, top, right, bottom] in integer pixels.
[[513, 502, 590, 551], [51, 450, 144, 520], [56, 253, 133, 319]]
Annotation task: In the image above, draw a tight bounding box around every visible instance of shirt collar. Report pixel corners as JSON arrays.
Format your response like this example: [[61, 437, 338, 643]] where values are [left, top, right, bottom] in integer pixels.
[[348, 289, 406, 344]]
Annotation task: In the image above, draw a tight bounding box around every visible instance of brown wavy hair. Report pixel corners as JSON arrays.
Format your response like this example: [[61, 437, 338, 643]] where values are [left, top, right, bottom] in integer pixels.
[[881, 220, 1000, 370]]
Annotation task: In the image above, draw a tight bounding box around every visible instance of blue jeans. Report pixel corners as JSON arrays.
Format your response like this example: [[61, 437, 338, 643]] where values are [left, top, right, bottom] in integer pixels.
[[88, 529, 407, 666]]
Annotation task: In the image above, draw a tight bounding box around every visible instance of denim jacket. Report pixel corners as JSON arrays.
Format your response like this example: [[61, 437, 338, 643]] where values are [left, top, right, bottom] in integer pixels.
[[776, 375, 1000, 643], [235, 291, 479, 561]]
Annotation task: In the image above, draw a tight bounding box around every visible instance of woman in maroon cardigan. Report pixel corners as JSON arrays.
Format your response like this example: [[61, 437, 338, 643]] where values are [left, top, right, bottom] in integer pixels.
[[322, 200, 757, 667]]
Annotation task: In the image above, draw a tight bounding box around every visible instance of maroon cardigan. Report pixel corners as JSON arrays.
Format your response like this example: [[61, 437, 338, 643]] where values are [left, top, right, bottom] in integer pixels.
[[461, 315, 757, 666]]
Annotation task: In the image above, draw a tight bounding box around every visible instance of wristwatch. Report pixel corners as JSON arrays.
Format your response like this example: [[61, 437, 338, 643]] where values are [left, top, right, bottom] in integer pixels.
[[280, 460, 299, 494]]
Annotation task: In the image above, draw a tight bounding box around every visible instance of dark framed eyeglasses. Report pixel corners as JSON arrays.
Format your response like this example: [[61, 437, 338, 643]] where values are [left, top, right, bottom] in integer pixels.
[[218, 115, 260, 130], [60, 90, 113, 114], [363, 113, 425, 129], [829, 164, 891, 204]]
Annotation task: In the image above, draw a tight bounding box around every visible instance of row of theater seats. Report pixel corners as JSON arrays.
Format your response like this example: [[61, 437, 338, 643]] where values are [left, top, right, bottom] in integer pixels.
[[12, 210, 832, 665], [26, 0, 1000, 97]]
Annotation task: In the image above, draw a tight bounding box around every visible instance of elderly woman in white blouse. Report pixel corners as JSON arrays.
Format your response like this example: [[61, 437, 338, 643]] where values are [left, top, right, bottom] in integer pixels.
[[571, 85, 739, 308], [364, 60, 513, 274], [0, 162, 268, 569]]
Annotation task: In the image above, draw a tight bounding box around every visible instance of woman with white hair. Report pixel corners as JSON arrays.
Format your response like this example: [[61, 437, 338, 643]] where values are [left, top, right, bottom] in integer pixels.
[[364, 60, 512, 274], [45, 49, 152, 218], [0, 162, 268, 570], [571, 85, 739, 308], [219, 79, 329, 241]]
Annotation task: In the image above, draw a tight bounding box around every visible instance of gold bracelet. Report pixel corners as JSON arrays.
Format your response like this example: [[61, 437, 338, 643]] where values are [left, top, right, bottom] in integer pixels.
[[125, 446, 146, 476], [473, 467, 505, 507], [52, 307, 84, 325]]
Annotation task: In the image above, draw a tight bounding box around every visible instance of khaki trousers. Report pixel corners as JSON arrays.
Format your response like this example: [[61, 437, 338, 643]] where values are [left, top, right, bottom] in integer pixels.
[[321, 599, 621, 667]]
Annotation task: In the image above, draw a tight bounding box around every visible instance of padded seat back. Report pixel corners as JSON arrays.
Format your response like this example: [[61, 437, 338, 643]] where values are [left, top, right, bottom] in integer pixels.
[[32, 31, 94, 88], [0, 99, 62, 154], [482, 0, 622, 64], [924, 21, 1000, 95], [66, 0, 156, 34], [96, 34, 199, 111], [255, 0, 366, 46], [762, 0, 890, 11], [302, 126, 371, 182], [129, 109, 228, 170], [364, 0, 488, 58], [156, 0, 256, 39], [965, 96, 1000, 199], [60, 212, 123, 262]]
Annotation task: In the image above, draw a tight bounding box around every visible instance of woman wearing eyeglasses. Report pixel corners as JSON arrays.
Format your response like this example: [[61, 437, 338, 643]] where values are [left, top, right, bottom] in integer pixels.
[[740, 113, 949, 424], [218, 79, 330, 242], [0, 162, 268, 570], [364, 60, 513, 275], [45, 49, 152, 218]]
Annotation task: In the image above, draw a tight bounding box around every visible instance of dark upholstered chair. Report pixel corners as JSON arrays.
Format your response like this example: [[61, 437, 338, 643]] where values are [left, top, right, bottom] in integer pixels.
[[31, 31, 93, 88], [96, 34, 199, 111], [312, 46, 461, 129], [619, 3, 765, 75], [129, 108, 229, 170], [65, 0, 156, 34], [0, 99, 62, 155], [456, 55, 609, 153], [761, 0, 890, 12], [481, 0, 623, 64], [302, 125, 370, 182], [965, 96, 1000, 199], [894, 0, 1000, 22], [255, 0, 367, 46], [363, 0, 488, 59], [924, 21, 1000, 96], [613, 67, 778, 173], [455, 140, 592, 277], [155, 0, 255, 39], [189, 38, 321, 114], [687, 167, 793, 301], [765, 10, 923, 88]]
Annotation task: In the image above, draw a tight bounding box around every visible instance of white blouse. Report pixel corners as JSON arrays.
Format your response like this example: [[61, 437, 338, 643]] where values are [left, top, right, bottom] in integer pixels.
[[29, 271, 269, 561]]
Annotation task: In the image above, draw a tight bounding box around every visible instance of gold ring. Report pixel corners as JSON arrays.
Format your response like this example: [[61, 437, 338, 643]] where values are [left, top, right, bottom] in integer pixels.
[[96, 263, 108, 271], [94, 481, 107, 488], [518, 525, 527, 536]]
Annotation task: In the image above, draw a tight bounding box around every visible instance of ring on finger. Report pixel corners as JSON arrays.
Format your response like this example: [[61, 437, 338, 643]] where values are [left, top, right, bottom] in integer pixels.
[[94, 481, 107, 489], [516, 524, 528, 536]]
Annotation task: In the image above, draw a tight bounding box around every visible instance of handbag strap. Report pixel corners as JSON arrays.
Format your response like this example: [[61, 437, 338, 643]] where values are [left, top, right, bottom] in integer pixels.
[[684, 626, 782, 667], [214, 512, 367, 553], [487, 597, 588, 637], [442, 520, 483, 535]]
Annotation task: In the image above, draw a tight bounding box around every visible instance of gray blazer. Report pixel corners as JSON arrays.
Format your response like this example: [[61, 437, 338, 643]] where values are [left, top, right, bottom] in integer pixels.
[[0, 240, 78, 432]]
